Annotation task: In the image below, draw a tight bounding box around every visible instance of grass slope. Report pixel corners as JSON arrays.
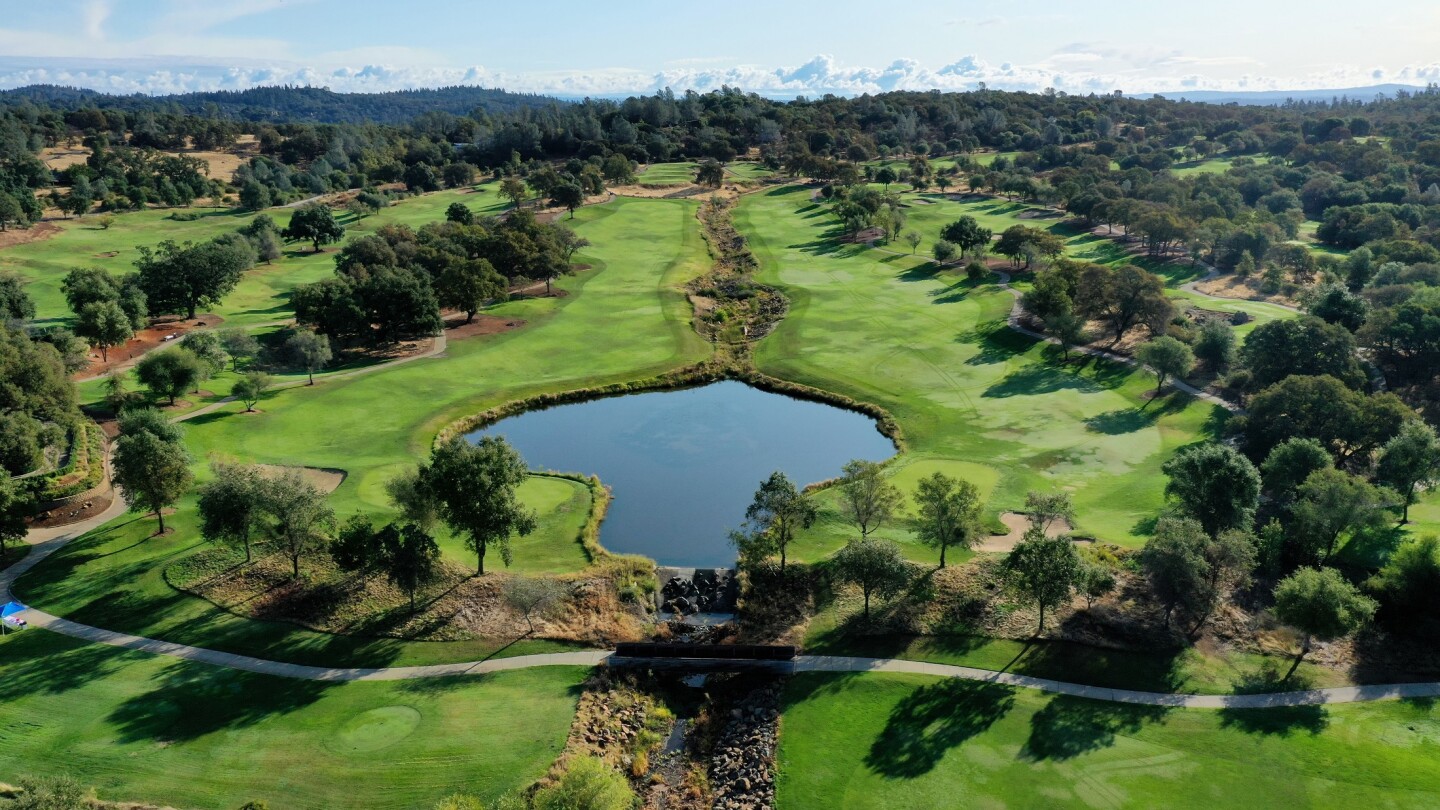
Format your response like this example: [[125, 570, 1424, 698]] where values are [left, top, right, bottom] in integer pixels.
[[16, 194, 710, 665], [742, 186, 1224, 551], [777, 672, 1440, 809], [0, 630, 583, 810]]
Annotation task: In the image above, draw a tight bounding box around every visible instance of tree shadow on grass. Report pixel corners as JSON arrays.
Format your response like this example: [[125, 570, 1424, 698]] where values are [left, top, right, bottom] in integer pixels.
[[106, 661, 335, 744], [1020, 695, 1171, 761], [966, 325, 1036, 367], [1217, 665, 1329, 737], [863, 679, 1017, 778], [0, 632, 134, 702], [983, 365, 1103, 399]]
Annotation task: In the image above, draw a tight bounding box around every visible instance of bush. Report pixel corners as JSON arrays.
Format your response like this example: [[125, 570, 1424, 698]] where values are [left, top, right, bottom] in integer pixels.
[[533, 756, 634, 810], [965, 260, 988, 281]]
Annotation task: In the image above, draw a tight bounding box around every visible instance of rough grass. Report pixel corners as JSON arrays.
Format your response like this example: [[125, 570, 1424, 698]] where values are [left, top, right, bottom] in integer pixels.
[[777, 672, 1440, 809], [742, 186, 1225, 549], [0, 630, 584, 810], [636, 162, 699, 186]]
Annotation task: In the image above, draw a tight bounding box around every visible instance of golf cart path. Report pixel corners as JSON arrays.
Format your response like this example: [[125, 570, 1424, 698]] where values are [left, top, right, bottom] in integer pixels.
[[9, 520, 1440, 705]]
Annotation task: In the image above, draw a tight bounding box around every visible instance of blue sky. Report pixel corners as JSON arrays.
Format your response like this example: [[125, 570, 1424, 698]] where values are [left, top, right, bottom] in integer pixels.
[[0, 0, 1436, 97]]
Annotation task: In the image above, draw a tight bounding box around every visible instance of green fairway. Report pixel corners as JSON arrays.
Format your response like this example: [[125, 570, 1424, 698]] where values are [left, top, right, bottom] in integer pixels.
[[724, 161, 776, 181], [777, 672, 1440, 810], [16, 194, 710, 663], [6, 187, 509, 327], [637, 162, 698, 185], [0, 630, 584, 810], [742, 186, 1223, 549]]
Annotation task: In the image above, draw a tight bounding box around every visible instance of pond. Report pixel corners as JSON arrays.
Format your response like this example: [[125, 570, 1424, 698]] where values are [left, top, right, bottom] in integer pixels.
[[468, 381, 896, 567]]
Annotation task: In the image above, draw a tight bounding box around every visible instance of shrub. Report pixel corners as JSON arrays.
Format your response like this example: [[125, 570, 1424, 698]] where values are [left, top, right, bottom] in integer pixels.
[[533, 756, 634, 810]]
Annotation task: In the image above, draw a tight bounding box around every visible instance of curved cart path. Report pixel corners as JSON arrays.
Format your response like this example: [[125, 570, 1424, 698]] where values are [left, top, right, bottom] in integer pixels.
[[8, 518, 1440, 705]]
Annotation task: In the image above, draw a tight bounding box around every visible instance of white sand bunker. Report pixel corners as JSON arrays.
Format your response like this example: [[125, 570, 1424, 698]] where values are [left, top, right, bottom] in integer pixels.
[[255, 465, 347, 494], [978, 512, 1089, 553]]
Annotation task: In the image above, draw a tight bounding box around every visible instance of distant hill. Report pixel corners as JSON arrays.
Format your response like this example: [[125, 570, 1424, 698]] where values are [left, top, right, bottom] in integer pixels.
[[0, 84, 565, 123], [1146, 84, 1429, 106]]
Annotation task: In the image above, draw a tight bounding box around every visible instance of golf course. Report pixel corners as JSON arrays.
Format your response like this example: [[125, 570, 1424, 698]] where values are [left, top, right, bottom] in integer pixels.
[[5, 67, 1440, 810]]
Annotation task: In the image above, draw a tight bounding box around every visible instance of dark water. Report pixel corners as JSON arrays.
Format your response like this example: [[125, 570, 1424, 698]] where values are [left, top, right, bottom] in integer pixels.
[[468, 381, 896, 567]]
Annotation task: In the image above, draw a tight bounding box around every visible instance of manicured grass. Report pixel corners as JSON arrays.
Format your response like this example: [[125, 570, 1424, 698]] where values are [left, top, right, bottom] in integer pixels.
[[19, 194, 708, 661], [7, 186, 509, 327], [637, 162, 698, 185], [0, 630, 584, 810], [743, 186, 1224, 549], [777, 672, 1440, 809], [725, 162, 776, 182]]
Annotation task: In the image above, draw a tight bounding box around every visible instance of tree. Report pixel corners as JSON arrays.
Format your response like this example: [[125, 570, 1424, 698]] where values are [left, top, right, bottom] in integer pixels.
[[283, 204, 344, 252], [940, 216, 992, 257], [1243, 375, 1409, 464], [285, 329, 332, 384], [74, 300, 132, 362], [1239, 316, 1366, 391], [135, 236, 255, 319], [1376, 420, 1440, 523], [1192, 318, 1236, 370], [442, 162, 476, 189], [1135, 335, 1194, 395], [232, 372, 272, 412], [732, 471, 817, 573], [0, 193, 25, 231], [113, 426, 192, 535], [836, 459, 903, 539], [831, 537, 912, 619], [503, 576, 570, 635], [239, 180, 272, 211], [1003, 529, 1080, 635], [1308, 283, 1368, 332], [1162, 443, 1261, 537], [135, 348, 203, 405], [180, 330, 229, 380], [500, 177, 527, 208], [1367, 535, 1440, 637], [1140, 516, 1209, 628], [533, 756, 634, 810], [259, 468, 335, 578], [417, 436, 536, 576], [0, 474, 31, 557], [931, 238, 957, 265], [386, 466, 439, 530], [197, 461, 265, 561], [1273, 567, 1376, 680], [1076, 263, 1173, 343], [0, 271, 35, 321], [1076, 548, 1118, 608], [378, 522, 441, 612], [1260, 437, 1333, 502], [1290, 468, 1395, 564], [1048, 311, 1086, 360], [912, 471, 982, 567], [1025, 490, 1074, 532], [437, 258, 505, 323], [904, 230, 922, 254], [218, 327, 260, 371], [550, 182, 584, 218], [445, 201, 474, 225]]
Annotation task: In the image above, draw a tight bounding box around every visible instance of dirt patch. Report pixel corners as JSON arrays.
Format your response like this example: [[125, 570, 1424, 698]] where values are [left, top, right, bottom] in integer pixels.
[[253, 464, 346, 494], [95, 250, 119, 258], [76, 314, 224, 379], [1193, 275, 1301, 308], [841, 226, 885, 244], [978, 513, 1083, 553], [611, 183, 738, 201], [442, 313, 524, 341], [27, 491, 115, 528], [40, 146, 90, 171], [0, 220, 62, 250]]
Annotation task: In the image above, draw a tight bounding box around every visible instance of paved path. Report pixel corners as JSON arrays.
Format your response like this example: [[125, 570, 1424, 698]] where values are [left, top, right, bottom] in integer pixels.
[[9, 524, 1440, 705]]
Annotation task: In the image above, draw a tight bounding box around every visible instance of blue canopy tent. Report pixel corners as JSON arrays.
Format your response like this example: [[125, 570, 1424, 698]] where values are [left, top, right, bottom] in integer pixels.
[[1, 601, 28, 632]]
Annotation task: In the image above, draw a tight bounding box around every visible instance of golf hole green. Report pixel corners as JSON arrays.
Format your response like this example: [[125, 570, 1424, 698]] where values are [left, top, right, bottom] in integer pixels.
[[331, 706, 423, 753]]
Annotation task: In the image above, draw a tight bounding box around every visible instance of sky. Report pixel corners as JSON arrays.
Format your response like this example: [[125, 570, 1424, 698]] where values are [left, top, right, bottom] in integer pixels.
[[0, 0, 1437, 98]]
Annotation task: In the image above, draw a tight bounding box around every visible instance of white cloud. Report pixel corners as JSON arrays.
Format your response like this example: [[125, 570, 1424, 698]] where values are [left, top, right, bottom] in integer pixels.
[[0, 53, 1434, 98]]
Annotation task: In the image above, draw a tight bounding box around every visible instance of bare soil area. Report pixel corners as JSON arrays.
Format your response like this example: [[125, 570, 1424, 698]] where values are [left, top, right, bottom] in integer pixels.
[[1193, 274, 1302, 308], [253, 465, 346, 494], [977, 513, 1082, 552], [76, 315, 223, 379]]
